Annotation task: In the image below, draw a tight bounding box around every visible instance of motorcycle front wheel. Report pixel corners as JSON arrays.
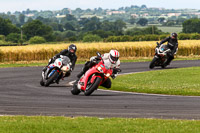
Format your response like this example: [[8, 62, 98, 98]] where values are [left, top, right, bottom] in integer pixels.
[[84, 77, 101, 96], [45, 71, 59, 87], [149, 57, 157, 69]]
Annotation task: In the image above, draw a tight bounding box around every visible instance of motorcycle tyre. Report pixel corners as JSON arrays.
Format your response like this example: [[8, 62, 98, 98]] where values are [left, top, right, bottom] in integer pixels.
[[149, 57, 157, 69], [161, 64, 167, 68], [84, 77, 101, 96], [40, 78, 45, 86], [45, 71, 59, 87]]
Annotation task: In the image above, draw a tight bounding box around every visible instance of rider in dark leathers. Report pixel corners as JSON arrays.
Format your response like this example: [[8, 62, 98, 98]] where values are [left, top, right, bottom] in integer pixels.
[[49, 44, 77, 70], [158, 32, 178, 66], [43, 44, 77, 83]]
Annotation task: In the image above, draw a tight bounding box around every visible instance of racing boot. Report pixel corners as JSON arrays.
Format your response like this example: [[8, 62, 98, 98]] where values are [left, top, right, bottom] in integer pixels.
[[165, 57, 173, 66], [77, 71, 84, 78], [65, 72, 71, 77], [42, 66, 48, 72], [55, 78, 60, 84]]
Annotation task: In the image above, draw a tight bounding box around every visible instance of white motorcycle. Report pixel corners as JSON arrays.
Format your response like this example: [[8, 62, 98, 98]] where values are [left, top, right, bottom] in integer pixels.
[[149, 43, 171, 69], [40, 56, 72, 87]]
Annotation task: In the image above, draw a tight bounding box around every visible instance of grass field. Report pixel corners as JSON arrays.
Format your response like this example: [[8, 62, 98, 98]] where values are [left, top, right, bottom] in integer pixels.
[[107, 67, 200, 96], [126, 24, 182, 33], [0, 116, 200, 133], [157, 26, 182, 33]]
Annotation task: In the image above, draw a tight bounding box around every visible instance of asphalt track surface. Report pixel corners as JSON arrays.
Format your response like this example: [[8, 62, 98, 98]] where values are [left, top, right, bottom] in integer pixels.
[[0, 60, 200, 120]]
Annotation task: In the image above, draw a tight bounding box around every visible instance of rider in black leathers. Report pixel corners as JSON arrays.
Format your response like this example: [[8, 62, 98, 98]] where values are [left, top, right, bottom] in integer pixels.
[[158, 32, 178, 65], [43, 44, 77, 83], [49, 44, 77, 70]]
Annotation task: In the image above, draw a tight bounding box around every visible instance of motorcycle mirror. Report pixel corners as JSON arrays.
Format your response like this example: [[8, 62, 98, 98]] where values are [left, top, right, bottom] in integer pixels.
[[96, 52, 101, 57]]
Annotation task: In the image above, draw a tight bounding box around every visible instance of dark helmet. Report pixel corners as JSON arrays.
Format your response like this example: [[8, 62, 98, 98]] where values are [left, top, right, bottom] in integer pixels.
[[68, 44, 77, 55], [171, 32, 178, 39]]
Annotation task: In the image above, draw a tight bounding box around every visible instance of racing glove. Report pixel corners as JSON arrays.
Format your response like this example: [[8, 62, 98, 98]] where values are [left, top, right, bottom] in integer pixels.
[[111, 74, 117, 79]]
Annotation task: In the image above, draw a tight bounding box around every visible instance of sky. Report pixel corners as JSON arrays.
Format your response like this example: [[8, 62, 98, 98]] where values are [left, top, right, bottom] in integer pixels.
[[0, 0, 200, 13]]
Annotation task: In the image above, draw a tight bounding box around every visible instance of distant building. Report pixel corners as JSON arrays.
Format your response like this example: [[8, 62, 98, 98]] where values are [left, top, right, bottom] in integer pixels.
[[25, 14, 35, 17], [190, 12, 200, 18], [56, 14, 66, 18], [131, 14, 139, 18], [107, 11, 125, 15], [167, 13, 181, 17], [141, 13, 149, 17]]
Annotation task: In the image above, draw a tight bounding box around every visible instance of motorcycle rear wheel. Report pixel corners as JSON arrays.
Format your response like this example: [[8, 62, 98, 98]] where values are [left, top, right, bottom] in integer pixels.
[[71, 79, 81, 95], [40, 79, 45, 86], [84, 77, 101, 96]]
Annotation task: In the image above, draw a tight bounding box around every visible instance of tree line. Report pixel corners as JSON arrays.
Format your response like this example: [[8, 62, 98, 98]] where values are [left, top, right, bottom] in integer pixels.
[[0, 14, 200, 44]]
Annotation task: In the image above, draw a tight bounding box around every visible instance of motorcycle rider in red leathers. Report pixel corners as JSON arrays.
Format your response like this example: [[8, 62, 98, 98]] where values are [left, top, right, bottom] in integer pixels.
[[77, 50, 121, 88]]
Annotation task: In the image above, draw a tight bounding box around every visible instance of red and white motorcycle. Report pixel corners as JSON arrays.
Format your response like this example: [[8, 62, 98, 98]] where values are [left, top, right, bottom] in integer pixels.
[[71, 52, 120, 96]]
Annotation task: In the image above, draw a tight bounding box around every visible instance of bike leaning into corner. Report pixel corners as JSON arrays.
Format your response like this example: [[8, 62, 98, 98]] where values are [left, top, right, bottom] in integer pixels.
[[149, 42, 172, 69], [40, 56, 72, 87], [71, 52, 121, 96]]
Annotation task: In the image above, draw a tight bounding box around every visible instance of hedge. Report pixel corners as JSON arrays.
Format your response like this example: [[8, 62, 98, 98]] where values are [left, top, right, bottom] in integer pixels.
[[104, 33, 200, 42]]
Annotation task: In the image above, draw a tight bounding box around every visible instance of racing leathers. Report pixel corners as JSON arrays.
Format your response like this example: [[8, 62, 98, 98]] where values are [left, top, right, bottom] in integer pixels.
[[49, 49, 77, 71], [159, 36, 178, 65], [77, 53, 121, 88]]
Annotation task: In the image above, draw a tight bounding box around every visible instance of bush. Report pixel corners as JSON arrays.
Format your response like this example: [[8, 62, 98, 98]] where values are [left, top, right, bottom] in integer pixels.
[[83, 34, 102, 42], [104, 36, 115, 42], [6, 33, 20, 43], [68, 36, 77, 42], [6, 33, 27, 44], [178, 33, 191, 40], [104, 33, 200, 42], [29, 36, 46, 44], [120, 35, 132, 42], [0, 40, 9, 45], [132, 35, 144, 41], [190, 33, 200, 40], [143, 35, 159, 41], [159, 34, 169, 40], [0, 35, 5, 41]]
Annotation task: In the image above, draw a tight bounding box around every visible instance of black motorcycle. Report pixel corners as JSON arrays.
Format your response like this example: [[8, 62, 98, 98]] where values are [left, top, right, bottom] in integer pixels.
[[149, 43, 171, 69]]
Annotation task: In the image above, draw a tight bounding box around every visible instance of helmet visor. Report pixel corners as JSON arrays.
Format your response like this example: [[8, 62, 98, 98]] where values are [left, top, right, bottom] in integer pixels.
[[110, 55, 119, 62], [171, 33, 177, 39], [69, 49, 75, 53]]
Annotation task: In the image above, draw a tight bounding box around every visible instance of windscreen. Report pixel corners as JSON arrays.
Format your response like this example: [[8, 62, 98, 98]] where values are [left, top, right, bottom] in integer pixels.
[[160, 45, 169, 51], [61, 56, 71, 65]]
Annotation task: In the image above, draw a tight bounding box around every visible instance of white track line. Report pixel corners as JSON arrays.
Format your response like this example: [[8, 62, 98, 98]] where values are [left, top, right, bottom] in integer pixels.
[[68, 72, 200, 98], [97, 89, 200, 98]]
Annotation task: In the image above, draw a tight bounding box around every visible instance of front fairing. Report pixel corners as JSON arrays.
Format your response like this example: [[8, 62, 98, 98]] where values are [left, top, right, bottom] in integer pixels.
[[78, 61, 112, 91], [44, 60, 62, 79], [155, 45, 169, 58]]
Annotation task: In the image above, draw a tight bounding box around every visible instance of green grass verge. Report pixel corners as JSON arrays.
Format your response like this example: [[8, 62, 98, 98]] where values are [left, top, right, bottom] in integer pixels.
[[0, 63, 47, 68], [108, 67, 200, 96], [0, 116, 200, 133], [0, 61, 86, 68]]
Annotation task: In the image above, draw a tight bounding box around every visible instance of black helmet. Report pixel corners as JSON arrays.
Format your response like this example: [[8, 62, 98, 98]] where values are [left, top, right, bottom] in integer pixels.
[[171, 32, 178, 39], [68, 44, 77, 55]]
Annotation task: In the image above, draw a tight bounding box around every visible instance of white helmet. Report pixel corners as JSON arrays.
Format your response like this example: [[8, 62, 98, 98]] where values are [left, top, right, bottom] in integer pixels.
[[109, 50, 119, 64]]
